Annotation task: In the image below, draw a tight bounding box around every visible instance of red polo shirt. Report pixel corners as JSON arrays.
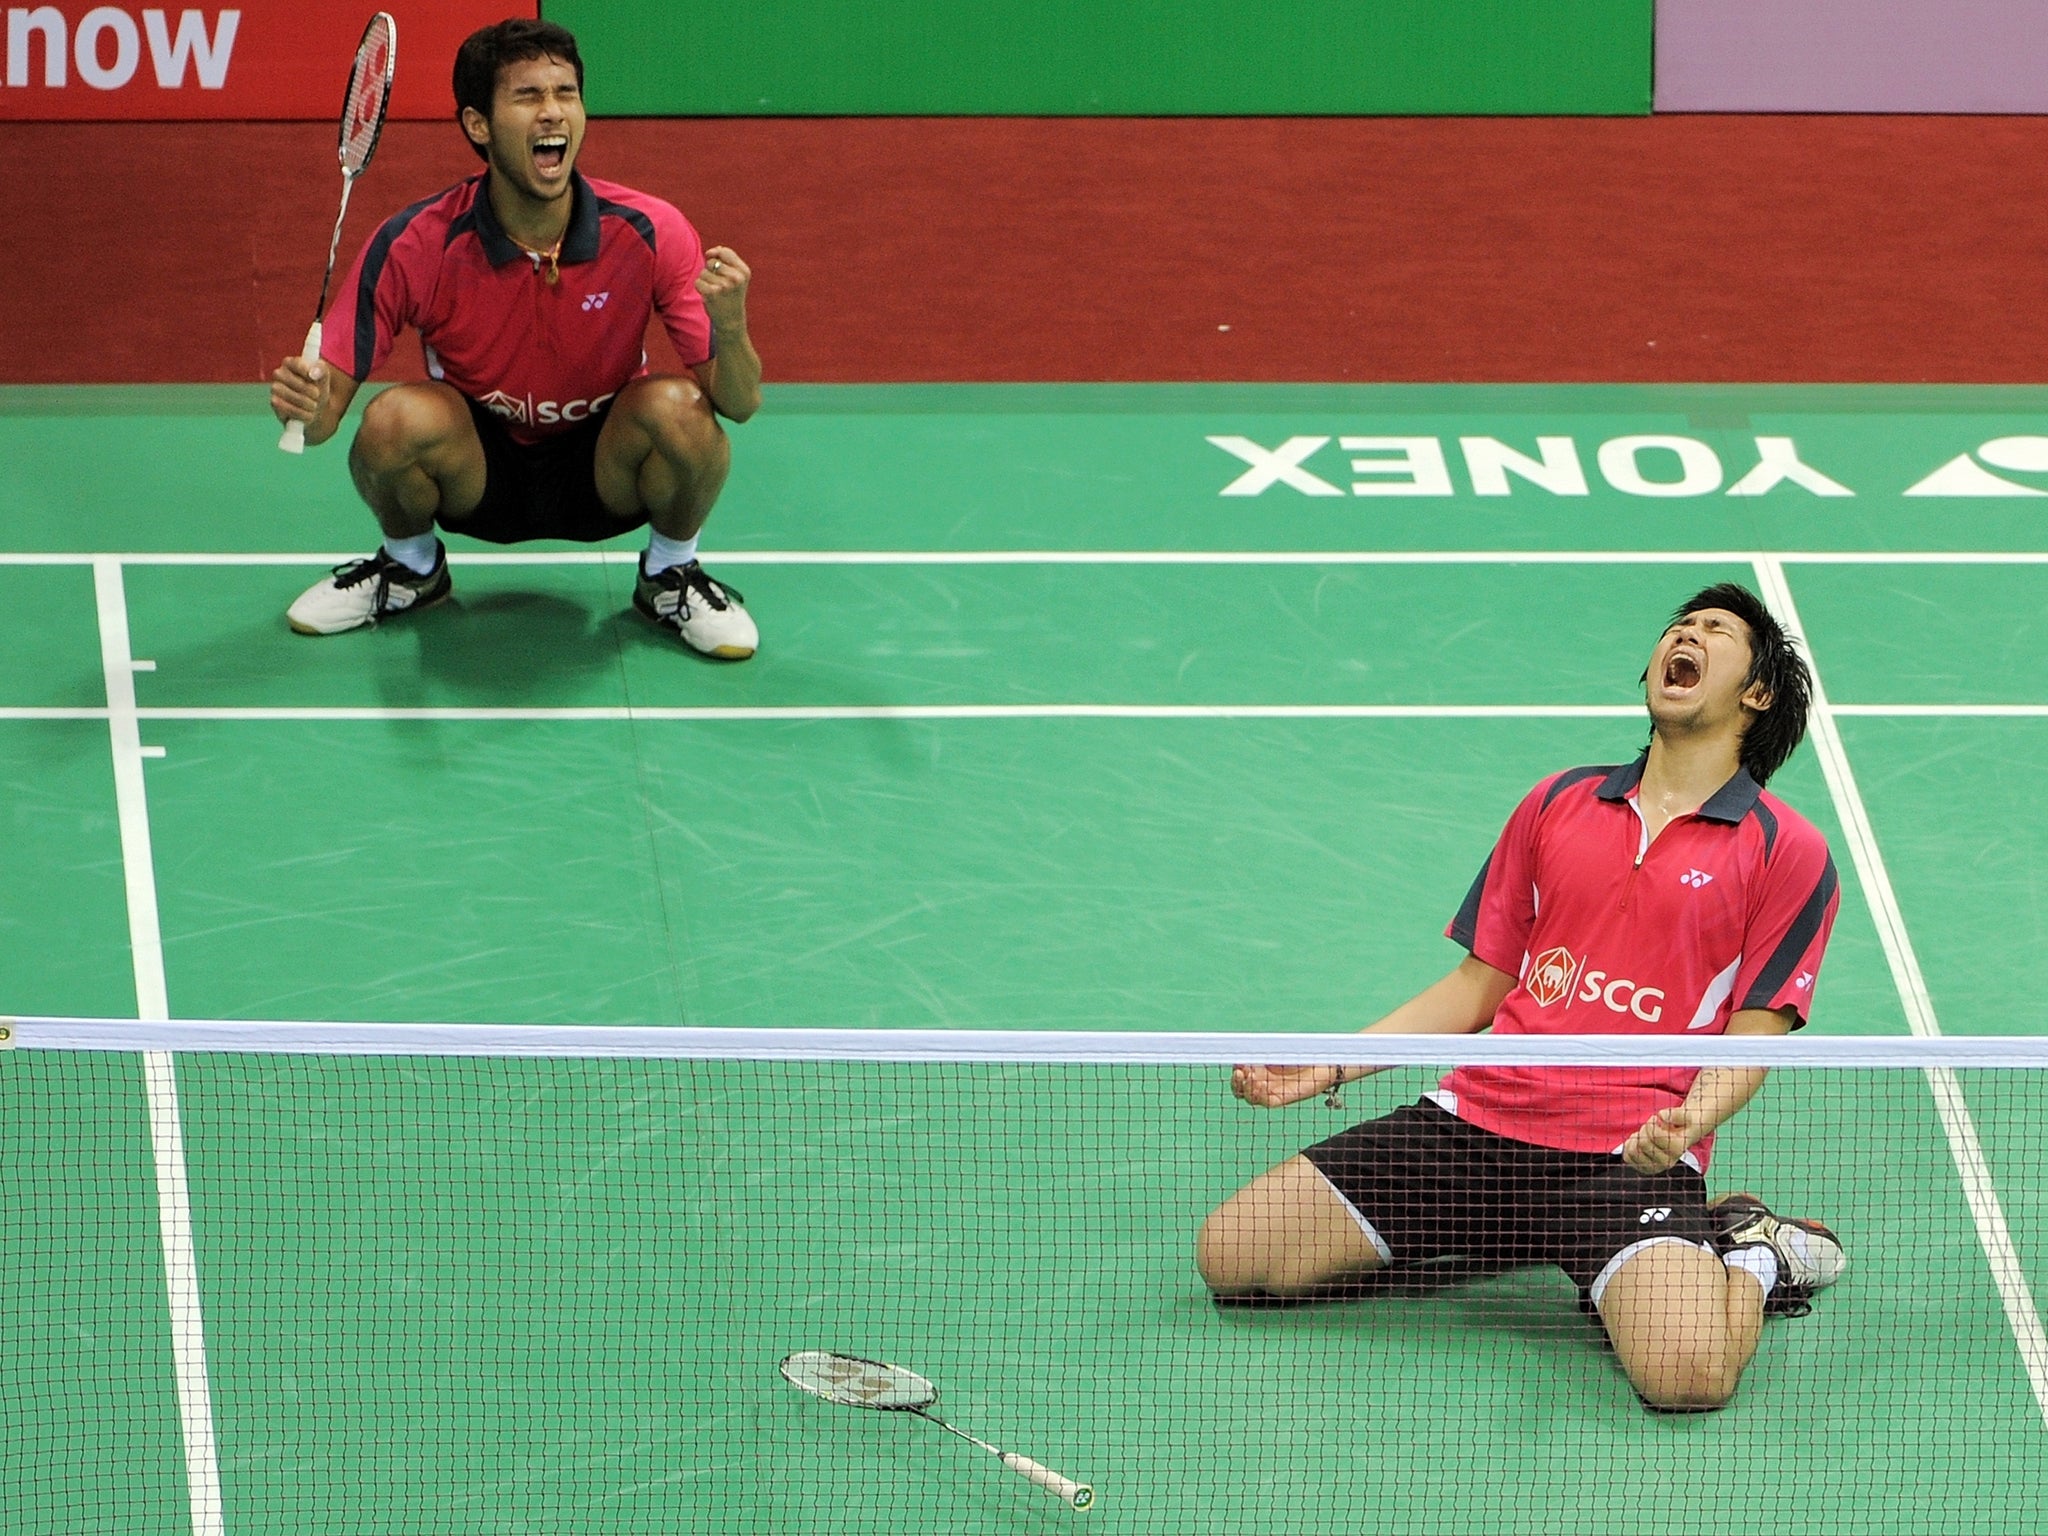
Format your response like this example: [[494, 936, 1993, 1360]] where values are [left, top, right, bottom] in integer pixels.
[[320, 170, 714, 444], [1436, 755, 1840, 1171]]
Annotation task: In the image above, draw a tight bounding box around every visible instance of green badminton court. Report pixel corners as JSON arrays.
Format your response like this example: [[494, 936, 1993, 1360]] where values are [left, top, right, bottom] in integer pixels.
[[4, 382, 2047, 1534]]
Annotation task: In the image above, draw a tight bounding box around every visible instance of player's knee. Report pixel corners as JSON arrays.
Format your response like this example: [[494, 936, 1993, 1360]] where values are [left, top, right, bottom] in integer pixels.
[[1196, 1201, 1329, 1296], [1195, 1206, 1244, 1290], [1196, 1203, 1267, 1294], [1630, 1346, 1739, 1412], [625, 376, 721, 449], [352, 386, 452, 470]]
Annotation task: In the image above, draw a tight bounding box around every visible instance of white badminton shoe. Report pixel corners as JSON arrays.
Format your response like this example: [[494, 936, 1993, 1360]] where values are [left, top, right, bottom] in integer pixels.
[[1710, 1192, 1846, 1318], [633, 558, 757, 659], [287, 543, 452, 635]]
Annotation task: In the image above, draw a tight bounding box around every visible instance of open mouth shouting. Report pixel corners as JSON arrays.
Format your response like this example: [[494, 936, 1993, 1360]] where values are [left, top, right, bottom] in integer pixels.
[[532, 133, 571, 179], [1659, 645, 1705, 699]]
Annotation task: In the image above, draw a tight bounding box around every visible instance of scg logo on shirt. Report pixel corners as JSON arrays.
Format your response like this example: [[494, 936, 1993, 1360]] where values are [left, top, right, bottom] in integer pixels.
[[1523, 943, 1666, 1022], [1577, 969, 1665, 1023], [1526, 945, 1580, 1008], [477, 389, 618, 427]]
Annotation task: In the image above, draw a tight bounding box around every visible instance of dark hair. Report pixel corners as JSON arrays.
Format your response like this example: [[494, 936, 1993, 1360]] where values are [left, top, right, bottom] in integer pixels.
[[1648, 583, 1813, 784], [452, 19, 584, 162]]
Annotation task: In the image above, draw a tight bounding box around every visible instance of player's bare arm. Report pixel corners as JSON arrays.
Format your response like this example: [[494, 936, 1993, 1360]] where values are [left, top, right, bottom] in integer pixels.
[[692, 245, 762, 422], [1620, 1005, 1794, 1174], [1230, 954, 1514, 1108], [269, 355, 362, 449]]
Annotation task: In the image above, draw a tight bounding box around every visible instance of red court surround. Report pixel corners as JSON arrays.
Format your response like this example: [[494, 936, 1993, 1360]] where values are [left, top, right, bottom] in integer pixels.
[[12, 115, 2046, 384]]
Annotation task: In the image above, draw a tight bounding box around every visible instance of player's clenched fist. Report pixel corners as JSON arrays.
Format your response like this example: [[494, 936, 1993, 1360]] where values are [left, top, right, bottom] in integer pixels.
[[270, 354, 332, 430], [695, 245, 751, 330], [1621, 1104, 1709, 1174]]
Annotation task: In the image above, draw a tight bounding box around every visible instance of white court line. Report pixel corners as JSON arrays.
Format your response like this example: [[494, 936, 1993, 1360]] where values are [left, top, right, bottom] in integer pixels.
[[1831, 704, 2048, 718], [1755, 555, 2048, 1428], [9, 703, 2048, 723], [122, 704, 1647, 723], [5, 548, 2048, 568], [92, 559, 225, 1536]]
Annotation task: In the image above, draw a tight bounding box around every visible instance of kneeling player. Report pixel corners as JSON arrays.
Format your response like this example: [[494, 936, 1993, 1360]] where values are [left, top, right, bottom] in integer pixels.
[[1198, 585, 1846, 1410]]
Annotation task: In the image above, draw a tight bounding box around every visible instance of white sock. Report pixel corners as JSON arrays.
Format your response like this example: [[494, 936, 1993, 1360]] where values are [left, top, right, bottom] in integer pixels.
[[643, 531, 699, 576], [382, 532, 440, 576], [1724, 1244, 1780, 1298]]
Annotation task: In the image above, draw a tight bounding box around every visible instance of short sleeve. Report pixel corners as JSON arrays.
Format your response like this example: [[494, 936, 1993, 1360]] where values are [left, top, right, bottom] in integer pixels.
[[1733, 828, 1840, 1027], [318, 208, 419, 383], [1445, 775, 1554, 976], [647, 199, 714, 369]]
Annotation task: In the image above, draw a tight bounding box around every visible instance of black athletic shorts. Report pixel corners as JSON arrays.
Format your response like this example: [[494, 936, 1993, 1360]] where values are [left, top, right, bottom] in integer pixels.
[[1302, 1099, 1716, 1301], [438, 396, 646, 546]]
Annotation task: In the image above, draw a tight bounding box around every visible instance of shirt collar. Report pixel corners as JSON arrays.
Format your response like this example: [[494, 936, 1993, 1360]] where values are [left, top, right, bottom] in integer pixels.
[[470, 170, 601, 268], [1596, 751, 1763, 825]]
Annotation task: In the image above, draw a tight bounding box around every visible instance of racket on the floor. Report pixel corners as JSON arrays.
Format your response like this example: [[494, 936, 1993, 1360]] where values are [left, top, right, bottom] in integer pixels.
[[780, 1350, 1095, 1510], [279, 12, 396, 454]]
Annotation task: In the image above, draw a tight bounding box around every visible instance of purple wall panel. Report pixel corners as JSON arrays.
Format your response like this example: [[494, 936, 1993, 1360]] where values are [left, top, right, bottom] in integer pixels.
[[1657, 1, 2048, 112]]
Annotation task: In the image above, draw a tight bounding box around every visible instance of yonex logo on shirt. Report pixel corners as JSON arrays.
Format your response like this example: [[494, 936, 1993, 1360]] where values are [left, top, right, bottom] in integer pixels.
[[1680, 868, 1714, 888], [581, 291, 610, 311], [1639, 1207, 1672, 1225]]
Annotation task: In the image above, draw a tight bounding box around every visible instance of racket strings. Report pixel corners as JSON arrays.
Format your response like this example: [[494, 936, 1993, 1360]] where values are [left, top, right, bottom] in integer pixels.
[[338, 16, 395, 175]]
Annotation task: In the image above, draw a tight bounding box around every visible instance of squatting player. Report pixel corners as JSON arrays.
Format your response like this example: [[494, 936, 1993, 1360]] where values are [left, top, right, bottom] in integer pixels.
[[269, 18, 760, 659], [1199, 584, 1848, 1411]]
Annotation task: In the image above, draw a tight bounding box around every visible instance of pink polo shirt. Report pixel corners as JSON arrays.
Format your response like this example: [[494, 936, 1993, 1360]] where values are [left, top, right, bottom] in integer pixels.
[[322, 170, 713, 443], [1436, 755, 1840, 1171]]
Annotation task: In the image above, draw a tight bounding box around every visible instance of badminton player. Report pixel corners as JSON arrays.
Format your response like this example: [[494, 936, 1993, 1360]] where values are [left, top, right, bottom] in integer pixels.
[[268, 18, 761, 658], [1200, 584, 1848, 1411]]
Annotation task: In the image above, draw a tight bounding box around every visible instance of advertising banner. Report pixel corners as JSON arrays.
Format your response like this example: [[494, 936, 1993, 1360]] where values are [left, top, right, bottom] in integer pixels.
[[1657, 0, 2048, 112], [544, 0, 1652, 116], [0, 2, 533, 120]]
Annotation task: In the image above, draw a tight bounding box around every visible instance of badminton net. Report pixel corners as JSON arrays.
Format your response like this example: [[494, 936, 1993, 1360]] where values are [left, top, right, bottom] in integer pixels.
[[3, 1020, 2044, 1535]]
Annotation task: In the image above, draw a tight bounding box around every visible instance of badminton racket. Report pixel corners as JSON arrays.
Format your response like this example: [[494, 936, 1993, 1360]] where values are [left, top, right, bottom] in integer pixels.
[[279, 12, 396, 453], [779, 1350, 1095, 1510]]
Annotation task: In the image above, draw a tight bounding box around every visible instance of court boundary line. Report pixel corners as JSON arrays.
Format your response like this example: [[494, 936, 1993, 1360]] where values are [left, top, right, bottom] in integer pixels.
[[7, 548, 2048, 567], [92, 559, 225, 1536], [1756, 556, 2048, 1428], [5, 704, 2046, 723]]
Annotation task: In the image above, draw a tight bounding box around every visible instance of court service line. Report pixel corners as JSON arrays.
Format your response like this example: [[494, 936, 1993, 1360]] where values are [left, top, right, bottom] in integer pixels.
[[92, 559, 226, 1536], [7, 548, 2048, 568], [1829, 704, 2048, 718], [1754, 556, 2048, 1427], [128, 703, 1648, 723], [9, 703, 2048, 723]]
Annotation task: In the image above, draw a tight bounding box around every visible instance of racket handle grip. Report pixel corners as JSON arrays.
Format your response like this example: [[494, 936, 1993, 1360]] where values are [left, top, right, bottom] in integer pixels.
[[278, 320, 323, 454], [1000, 1452, 1094, 1510]]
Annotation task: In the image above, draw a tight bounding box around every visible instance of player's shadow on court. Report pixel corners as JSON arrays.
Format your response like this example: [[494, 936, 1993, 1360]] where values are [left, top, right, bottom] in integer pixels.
[[1211, 1255, 1523, 1307], [1213, 1259, 1601, 1350], [405, 590, 628, 700]]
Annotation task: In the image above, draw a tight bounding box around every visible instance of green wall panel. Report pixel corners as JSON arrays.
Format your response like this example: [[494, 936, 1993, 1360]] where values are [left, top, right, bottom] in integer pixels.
[[542, 0, 1652, 116]]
